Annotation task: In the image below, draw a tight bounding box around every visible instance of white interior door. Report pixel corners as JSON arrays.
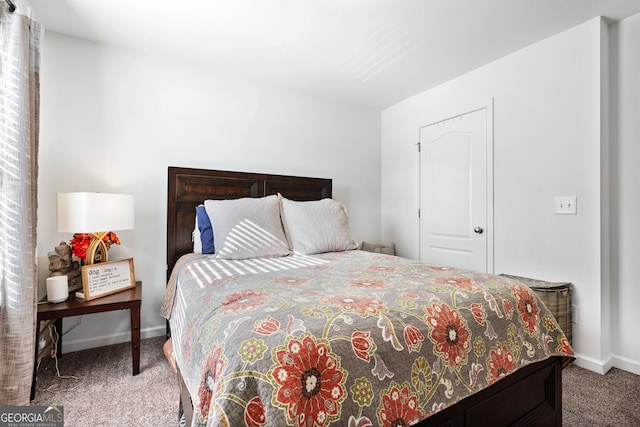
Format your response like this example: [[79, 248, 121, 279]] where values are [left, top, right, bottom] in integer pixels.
[[419, 107, 491, 272]]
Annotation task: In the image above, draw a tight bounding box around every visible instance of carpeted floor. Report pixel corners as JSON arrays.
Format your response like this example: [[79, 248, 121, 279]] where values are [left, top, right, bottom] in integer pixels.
[[563, 363, 640, 426], [32, 336, 178, 426], [32, 336, 640, 426]]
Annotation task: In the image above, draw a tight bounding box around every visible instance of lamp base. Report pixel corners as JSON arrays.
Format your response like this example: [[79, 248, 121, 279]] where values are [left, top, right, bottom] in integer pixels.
[[85, 232, 110, 265]]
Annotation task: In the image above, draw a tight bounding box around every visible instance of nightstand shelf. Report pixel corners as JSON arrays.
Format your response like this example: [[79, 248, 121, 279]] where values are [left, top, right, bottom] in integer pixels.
[[31, 281, 142, 400]]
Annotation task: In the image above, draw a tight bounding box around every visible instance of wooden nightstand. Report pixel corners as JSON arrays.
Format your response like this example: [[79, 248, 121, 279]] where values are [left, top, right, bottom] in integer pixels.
[[30, 281, 142, 400]]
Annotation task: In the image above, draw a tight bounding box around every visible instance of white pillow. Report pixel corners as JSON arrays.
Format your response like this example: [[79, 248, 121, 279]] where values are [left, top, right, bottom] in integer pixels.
[[279, 194, 358, 255], [204, 195, 290, 260]]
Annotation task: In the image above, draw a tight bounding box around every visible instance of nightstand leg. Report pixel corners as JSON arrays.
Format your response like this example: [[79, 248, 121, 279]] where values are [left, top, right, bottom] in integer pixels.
[[31, 320, 41, 400], [130, 306, 140, 375], [54, 318, 63, 357]]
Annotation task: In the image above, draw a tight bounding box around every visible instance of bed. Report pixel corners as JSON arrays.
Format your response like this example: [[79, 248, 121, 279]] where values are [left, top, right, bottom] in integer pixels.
[[162, 167, 573, 427]]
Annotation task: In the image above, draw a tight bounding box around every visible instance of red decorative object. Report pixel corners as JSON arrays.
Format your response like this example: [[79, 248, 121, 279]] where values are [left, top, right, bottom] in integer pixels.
[[69, 232, 120, 261]]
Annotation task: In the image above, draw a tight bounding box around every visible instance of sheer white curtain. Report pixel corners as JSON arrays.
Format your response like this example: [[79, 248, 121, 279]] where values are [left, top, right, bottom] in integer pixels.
[[0, 1, 42, 405]]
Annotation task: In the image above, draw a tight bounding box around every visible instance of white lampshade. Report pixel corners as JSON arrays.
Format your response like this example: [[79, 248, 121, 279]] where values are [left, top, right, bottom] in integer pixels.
[[57, 192, 135, 233]]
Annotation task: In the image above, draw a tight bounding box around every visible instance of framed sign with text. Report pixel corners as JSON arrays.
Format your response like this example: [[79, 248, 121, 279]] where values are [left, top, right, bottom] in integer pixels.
[[80, 258, 136, 301]]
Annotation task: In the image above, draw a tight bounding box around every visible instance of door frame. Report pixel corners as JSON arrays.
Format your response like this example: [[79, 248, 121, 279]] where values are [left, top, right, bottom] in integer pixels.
[[417, 98, 495, 273]]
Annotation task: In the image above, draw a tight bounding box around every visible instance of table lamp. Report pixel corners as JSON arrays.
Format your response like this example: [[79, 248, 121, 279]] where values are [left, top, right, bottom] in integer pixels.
[[57, 192, 135, 265]]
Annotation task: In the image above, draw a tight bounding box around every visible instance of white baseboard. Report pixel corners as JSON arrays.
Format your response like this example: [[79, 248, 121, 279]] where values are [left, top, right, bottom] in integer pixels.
[[572, 352, 612, 374], [60, 325, 166, 354], [572, 352, 640, 375], [609, 354, 640, 375]]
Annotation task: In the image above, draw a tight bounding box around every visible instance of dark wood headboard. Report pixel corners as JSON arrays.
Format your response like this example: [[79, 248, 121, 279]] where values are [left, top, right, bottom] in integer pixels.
[[166, 167, 332, 279]]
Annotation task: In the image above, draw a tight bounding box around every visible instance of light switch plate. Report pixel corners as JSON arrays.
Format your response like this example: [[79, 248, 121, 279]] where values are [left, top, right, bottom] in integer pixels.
[[554, 196, 577, 215]]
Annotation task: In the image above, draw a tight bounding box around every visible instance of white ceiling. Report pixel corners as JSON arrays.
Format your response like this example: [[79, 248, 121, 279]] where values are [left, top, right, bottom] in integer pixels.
[[28, 0, 640, 110]]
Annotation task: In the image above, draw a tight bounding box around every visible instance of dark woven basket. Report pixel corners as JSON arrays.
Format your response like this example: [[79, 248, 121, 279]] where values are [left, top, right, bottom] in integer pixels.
[[501, 274, 572, 344], [358, 241, 396, 256]]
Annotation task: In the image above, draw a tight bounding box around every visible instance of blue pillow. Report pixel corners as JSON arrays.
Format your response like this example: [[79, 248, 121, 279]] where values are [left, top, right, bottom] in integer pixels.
[[196, 204, 215, 254]]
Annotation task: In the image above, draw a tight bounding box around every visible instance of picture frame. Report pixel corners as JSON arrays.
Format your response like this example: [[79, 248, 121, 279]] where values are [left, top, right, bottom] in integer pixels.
[[80, 258, 135, 301]]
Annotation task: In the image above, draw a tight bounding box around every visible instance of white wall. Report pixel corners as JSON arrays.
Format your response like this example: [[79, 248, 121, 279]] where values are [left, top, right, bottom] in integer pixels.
[[38, 32, 381, 352], [382, 18, 618, 372], [37, 16, 640, 375], [610, 13, 640, 374]]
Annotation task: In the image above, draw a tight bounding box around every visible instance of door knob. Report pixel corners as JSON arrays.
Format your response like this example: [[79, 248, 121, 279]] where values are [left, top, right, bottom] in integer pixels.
[[474, 226, 484, 234]]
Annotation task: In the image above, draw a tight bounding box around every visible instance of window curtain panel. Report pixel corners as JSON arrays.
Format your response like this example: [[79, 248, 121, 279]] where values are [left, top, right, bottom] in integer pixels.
[[0, 1, 42, 405]]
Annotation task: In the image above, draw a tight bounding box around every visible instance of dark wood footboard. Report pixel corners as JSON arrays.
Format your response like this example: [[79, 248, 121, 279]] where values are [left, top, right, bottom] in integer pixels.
[[421, 356, 563, 426]]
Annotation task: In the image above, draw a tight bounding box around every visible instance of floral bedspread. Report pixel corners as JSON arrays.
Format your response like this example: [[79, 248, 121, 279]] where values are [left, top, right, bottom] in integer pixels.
[[162, 250, 573, 427]]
